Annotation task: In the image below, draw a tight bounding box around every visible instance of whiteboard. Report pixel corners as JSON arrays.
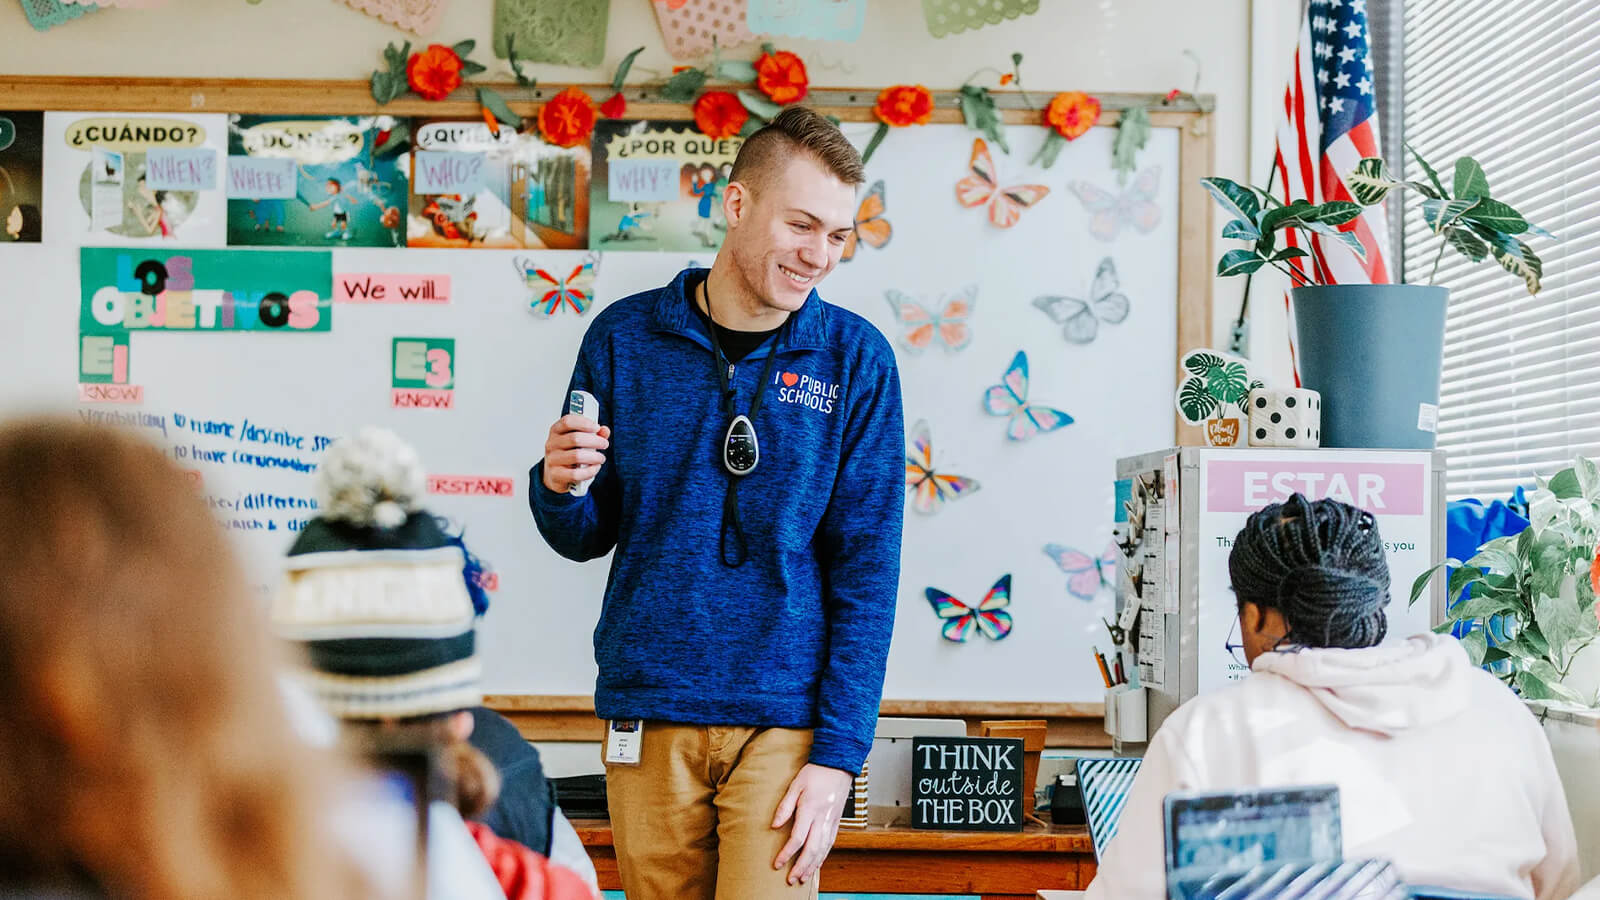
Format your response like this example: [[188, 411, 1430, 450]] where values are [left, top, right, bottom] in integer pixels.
[[2, 115, 1180, 704]]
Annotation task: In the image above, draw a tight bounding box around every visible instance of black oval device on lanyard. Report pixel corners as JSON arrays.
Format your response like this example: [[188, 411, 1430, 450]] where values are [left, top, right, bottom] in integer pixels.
[[702, 279, 789, 566]]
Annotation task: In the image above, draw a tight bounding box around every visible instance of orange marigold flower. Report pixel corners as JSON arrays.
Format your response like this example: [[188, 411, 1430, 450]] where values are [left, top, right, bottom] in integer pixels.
[[407, 44, 464, 101], [873, 85, 933, 128], [693, 91, 749, 140], [1590, 543, 1600, 609], [755, 50, 808, 105], [1045, 91, 1101, 141], [1000, 73, 1015, 85], [538, 87, 597, 149]]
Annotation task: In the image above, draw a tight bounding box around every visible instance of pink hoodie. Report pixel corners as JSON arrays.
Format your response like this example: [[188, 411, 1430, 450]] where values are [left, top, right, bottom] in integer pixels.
[[1085, 633, 1579, 899]]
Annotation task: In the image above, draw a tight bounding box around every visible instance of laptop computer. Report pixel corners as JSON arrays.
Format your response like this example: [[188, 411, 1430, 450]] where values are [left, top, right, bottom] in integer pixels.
[[1163, 784, 1342, 900]]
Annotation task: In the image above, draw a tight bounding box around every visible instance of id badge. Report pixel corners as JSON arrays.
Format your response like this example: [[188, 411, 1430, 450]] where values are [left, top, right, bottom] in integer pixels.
[[605, 719, 643, 766]]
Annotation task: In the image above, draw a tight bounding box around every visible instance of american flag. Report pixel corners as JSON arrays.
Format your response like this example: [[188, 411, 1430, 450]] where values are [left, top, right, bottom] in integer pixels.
[[1273, 0, 1391, 377]]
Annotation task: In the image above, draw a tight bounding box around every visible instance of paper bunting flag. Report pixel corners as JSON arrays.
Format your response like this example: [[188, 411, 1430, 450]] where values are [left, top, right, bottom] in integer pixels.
[[921, 0, 1039, 38], [19, 0, 102, 29], [58, 0, 161, 5], [651, 0, 758, 61], [747, 0, 866, 42], [340, 0, 450, 35], [493, 0, 610, 67]]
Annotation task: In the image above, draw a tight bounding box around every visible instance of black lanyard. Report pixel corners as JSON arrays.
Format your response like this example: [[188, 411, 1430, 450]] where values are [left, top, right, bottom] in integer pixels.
[[702, 280, 788, 567]]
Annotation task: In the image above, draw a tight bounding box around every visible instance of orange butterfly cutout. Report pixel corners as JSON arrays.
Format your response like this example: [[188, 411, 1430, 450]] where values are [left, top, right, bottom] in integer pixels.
[[954, 138, 1051, 229], [841, 179, 891, 262]]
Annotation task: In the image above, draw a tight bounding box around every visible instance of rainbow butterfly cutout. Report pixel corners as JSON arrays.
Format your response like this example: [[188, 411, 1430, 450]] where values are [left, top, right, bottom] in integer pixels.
[[1043, 541, 1119, 601], [520, 255, 598, 316], [955, 138, 1051, 229], [905, 419, 981, 515], [1068, 167, 1162, 242], [885, 284, 976, 353], [1032, 257, 1131, 344], [982, 351, 1074, 441], [926, 574, 1012, 642], [841, 179, 891, 262]]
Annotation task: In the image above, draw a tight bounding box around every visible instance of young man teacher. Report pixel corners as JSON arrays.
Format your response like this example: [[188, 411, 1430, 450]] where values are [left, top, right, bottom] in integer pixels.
[[530, 106, 905, 898]]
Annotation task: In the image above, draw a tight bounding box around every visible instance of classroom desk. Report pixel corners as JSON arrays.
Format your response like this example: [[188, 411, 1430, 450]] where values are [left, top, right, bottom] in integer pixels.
[[571, 819, 1097, 898]]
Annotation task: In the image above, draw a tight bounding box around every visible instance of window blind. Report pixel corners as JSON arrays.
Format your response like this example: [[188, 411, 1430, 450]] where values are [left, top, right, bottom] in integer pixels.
[[1401, 0, 1600, 499]]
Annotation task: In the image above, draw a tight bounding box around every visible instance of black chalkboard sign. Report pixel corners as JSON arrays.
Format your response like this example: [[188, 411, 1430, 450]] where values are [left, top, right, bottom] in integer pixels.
[[911, 736, 1025, 831]]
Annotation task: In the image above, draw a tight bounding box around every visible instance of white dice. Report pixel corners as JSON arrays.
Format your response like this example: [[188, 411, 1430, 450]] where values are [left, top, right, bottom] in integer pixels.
[[1247, 388, 1322, 447]]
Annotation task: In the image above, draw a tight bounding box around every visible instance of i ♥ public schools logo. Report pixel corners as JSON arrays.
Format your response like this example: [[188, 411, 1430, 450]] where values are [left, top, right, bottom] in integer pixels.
[[773, 370, 838, 414]]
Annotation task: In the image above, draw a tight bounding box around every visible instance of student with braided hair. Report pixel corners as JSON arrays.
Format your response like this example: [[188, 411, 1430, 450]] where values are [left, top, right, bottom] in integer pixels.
[[1085, 493, 1579, 900]]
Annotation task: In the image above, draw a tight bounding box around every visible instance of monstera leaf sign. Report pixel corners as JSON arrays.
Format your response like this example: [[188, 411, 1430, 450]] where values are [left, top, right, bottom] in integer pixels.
[[1175, 349, 1263, 447]]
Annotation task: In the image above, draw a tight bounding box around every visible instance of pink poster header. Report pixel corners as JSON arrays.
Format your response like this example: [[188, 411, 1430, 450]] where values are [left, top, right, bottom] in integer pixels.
[[1205, 459, 1427, 515], [336, 273, 450, 304]]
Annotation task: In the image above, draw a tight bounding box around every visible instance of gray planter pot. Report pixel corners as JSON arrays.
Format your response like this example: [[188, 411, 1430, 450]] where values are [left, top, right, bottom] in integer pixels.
[[1290, 284, 1449, 450]]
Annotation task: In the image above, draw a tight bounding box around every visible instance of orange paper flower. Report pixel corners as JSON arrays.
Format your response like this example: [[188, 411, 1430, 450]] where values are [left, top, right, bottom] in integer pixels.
[[873, 85, 933, 128], [407, 44, 464, 101], [1045, 91, 1101, 141], [600, 92, 627, 119], [1590, 544, 1600, 619], [538, 87, 597, 149], [694, 91, 749, 140], [755, 50, 808, 105], [1000, 73, 1015, 86]]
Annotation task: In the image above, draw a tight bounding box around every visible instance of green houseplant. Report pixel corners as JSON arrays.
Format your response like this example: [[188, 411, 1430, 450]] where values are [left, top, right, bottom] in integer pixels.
[[1411, 457, 1600, 704], [1201, 146, 1551, 452]]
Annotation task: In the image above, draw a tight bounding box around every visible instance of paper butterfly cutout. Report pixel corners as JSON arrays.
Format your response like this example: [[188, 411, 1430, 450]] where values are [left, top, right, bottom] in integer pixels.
[[885, 284, 976, 353], [955, 138, 1050, 229], [841, 179, 891, 262], [905, 419, 981, 515], [518, 254, 598, 316], [1068, 167, 1162, 241], [926, 574, 1013, 642], [1032, 257, 1131, 344], [982, 351, 1074, 440], [1043, 541, 1119, 601]]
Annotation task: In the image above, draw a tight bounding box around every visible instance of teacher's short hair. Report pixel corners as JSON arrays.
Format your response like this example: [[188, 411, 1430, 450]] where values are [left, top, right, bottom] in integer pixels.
[[729, 105, 865, 192]]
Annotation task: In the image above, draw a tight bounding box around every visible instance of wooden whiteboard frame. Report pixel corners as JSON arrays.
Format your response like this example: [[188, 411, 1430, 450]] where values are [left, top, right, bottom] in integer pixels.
[[1, 76, 1213, 739]]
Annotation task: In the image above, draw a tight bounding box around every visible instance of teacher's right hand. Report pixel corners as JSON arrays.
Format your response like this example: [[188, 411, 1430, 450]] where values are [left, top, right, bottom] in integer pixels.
[[542, 414, 611, 494]]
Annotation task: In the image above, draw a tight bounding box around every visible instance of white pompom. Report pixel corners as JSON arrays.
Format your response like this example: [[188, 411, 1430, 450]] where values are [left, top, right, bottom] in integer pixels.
[[371, 500, 408, 529], [315, 427, 428, 527]]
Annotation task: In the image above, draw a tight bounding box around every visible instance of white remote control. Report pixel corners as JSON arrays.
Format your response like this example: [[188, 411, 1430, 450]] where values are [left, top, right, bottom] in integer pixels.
[[567, 390, 599, 497]]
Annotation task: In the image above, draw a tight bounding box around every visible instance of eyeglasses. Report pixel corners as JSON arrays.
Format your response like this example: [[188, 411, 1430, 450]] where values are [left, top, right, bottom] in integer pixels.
[[1225, 618, 1248, 669]]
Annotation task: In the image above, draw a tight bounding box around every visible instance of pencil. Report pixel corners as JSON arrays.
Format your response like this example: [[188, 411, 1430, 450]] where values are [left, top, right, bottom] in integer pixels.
[[1093, 645, 1113, 689]]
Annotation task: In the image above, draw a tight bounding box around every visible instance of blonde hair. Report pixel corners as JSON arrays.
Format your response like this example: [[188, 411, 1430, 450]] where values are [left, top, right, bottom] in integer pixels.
[[0, 418, 374, 899]]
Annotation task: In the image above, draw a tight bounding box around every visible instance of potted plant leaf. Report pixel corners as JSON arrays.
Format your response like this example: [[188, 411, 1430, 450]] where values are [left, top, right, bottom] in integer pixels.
[[1201, 145, 1551, 451], [1410, 456, 1600, 705]]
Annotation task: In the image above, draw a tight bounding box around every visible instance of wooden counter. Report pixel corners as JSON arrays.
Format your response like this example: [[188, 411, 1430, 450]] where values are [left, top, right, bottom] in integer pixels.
[[572, 818, 1097, 898]]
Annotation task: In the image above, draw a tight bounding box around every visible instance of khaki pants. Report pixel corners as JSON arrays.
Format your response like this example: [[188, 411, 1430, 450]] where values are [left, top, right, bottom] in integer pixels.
[[604, 723, 820, 900]]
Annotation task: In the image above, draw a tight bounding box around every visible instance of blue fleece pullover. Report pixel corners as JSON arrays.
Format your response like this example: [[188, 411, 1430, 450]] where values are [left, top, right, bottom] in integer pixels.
[[530, 268, 904, 775]]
